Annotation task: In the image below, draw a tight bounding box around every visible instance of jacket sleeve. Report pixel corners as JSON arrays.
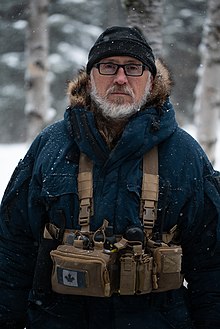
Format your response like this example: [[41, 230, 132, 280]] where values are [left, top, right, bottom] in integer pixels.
[[181, 170, 220, 329], [0, 138, 44, 326]]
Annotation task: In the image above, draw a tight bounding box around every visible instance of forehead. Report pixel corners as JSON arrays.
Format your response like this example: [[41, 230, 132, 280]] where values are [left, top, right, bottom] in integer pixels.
[[99, 56, 142, 64]]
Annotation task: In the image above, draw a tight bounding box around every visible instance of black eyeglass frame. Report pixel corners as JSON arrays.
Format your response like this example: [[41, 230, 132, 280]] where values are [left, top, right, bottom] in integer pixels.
[[93, 62, 147, 77]]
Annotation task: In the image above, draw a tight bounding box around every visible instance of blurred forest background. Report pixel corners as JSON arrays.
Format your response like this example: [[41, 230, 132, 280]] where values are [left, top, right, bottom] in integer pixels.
[[0, 0, 209, 142]]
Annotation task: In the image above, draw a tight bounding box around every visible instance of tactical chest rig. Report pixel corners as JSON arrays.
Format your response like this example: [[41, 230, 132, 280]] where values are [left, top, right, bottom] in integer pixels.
[[49, 147, 183, 297]]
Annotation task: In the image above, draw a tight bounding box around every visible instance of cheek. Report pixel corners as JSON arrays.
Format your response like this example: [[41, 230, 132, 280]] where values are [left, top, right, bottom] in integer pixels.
[[133, 85, 145, 102], [96, 81, 111, 97], [134, 79, 151, 102]]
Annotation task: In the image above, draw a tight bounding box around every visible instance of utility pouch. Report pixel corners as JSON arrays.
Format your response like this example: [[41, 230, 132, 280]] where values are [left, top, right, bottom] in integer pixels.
[[151, 245, 183, 292], [136, 253, 153, 294], [50, 244, 117, 297], [118, 241, 153, 295], [119, 252, 136, 295]]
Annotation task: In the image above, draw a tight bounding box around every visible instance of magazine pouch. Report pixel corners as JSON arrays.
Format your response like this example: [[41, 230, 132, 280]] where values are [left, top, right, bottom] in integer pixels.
[[136, 253, 153, 294], [50, 244, 117, 297], [119, 252, 136, 295], [118, 242, 153, 295], [151, 245, 183, 292]]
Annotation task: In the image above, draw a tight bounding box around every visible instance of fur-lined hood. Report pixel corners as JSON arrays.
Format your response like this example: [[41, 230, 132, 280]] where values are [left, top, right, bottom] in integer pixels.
[[67, 59, 173, 110]]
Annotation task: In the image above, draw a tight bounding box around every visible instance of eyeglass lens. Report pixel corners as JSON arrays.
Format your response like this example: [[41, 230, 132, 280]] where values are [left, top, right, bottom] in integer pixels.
[[97, 63, 144, 76]]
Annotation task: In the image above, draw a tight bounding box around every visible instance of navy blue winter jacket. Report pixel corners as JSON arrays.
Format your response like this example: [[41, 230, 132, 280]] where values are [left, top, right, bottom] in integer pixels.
[[0, 61, 220, 328]]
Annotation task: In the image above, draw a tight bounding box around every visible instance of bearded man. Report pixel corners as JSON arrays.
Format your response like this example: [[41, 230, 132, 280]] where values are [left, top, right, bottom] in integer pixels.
[[0, 26, 220, 329]]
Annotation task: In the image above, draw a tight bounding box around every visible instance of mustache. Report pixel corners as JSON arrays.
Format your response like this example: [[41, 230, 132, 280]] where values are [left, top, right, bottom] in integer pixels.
[[106, 85, 134, 97]]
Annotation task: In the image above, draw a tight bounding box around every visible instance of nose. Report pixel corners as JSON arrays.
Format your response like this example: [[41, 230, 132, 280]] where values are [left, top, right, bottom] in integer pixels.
[[113, 67, 128, 85]]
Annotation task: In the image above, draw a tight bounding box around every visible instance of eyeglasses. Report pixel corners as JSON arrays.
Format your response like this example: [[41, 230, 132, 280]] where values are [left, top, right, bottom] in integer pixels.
[[93, 62, 147, 76]]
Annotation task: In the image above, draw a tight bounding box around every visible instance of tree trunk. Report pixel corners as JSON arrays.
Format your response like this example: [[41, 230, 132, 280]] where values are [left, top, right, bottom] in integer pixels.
[[194, 0, 220, 164], [25, 0, 54, 143], [121, 0, 164, 56]]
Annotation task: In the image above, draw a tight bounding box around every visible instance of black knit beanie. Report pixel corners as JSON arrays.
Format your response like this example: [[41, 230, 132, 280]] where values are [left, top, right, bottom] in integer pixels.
[[86, 26, 157, 77]]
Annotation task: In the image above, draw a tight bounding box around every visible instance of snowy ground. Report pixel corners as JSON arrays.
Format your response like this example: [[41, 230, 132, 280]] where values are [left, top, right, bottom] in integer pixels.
[[0, 143, 28, 200], [0, 126, 219, 201]]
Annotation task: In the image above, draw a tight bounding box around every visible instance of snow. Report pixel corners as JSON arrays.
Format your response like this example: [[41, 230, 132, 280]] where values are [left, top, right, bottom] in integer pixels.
[[185, 123, 220, 170], [12, 20, 27, 30], [58, 0, 87, 4], [57, 42, 87, 66], [0, 143, 27, 201], [0, 127, 219, 201], [1, 52, 23, 68], [1, 84, 19, 96]]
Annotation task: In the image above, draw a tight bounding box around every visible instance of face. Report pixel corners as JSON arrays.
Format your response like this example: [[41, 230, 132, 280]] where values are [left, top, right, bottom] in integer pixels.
[[89, 56, 153, 120]]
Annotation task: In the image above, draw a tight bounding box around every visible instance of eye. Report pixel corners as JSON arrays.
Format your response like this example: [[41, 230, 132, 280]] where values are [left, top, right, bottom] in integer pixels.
[[126, 64, 140, 73], [102, 63, 116, 70]]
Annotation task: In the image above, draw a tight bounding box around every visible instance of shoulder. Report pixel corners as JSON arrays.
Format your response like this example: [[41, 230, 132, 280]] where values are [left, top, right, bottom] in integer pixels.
[[38, 119, 68, 144], [163, 126, 210, 160], [26, 120, 69, 157], [159, 126, 214, 181]]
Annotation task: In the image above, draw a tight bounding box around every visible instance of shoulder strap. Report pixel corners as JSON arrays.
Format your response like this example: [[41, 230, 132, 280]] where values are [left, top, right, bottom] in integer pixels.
[[140, 146, 159, 238], [78, 153, 93, 232], [77, 147, 159, 236]]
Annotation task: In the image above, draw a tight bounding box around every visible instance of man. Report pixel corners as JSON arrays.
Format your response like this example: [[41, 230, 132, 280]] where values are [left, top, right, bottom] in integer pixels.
[[0, 26, 220, 329]]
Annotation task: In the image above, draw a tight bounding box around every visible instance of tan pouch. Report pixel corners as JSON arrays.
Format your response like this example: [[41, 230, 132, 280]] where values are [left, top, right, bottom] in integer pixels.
[[119, 253, 136, 295], [50, 245, 117, 297], [152, 245, 183, 292], [119, 249, 153, 295], [136, 254, 153, 294]]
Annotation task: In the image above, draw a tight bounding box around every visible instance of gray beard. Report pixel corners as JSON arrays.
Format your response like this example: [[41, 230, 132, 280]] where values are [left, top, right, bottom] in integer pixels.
[[90, 76, 151, 120]]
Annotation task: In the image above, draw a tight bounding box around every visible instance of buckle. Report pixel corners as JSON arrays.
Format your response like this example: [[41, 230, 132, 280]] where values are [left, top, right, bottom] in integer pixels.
[[79, 198, 91, 227]]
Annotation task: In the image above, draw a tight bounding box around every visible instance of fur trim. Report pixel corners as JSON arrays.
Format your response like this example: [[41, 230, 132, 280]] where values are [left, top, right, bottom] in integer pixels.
[[67, 59, 172, 109], [67, 69, 89, 108], [149, 59, 173, 108]]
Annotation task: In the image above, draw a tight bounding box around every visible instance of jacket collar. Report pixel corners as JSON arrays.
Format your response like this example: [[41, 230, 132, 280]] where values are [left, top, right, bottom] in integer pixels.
[[64, 99, 177, 169]]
